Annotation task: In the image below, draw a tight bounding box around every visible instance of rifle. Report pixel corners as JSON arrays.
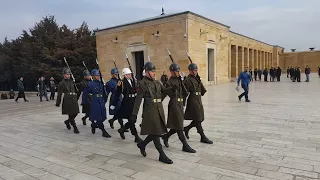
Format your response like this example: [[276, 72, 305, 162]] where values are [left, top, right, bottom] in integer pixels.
[[112, 58, 121, 80], [95, 58, 108, 98], [185, 51, 207, 95], [125, 53, 136, 90], [167, 48, 188, 96], [63, 57, 78, 92], [147, 56, 151, 62], [82, 61, 93, 81]]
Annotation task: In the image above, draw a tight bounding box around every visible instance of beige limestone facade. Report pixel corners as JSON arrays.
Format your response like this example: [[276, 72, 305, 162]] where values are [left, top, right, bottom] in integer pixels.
[[279, 50, 320, 72], [95, 11, 284, 84]]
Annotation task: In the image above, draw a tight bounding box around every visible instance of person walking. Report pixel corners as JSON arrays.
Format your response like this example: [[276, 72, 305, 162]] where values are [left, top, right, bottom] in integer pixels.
[[49, 77, 56, 100], [77, 70, 92, 125], [305, 65, 311, 82], [237, 67, 251, 102], [38, 77, 49, 102], [15, 77, 28, 103]]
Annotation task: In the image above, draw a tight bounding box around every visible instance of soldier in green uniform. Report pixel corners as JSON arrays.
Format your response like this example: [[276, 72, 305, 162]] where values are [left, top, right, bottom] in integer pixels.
[[55, 68, 80, 134], [77, 70, 92, 125], [183, 63, 213, 144], [162, 63, 196, 153], [132, 62, 176, 164]]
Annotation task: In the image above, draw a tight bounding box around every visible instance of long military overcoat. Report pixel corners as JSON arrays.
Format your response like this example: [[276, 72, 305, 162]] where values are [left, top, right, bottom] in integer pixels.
[[56, 79, 80, 115], [132, 76, 173, 135], [77, 79, 91, 114], [83, 80, 107, 122], [165, 76, 187, 130], [184, 74, 206, 122], [106, 78, 122, 115], [115, 78, 136, 119]]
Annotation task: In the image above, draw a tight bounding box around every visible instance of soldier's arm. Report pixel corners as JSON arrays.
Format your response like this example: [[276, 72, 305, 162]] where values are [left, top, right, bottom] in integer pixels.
[[132, 83, 145, 116], [160, 81, 174, 100], [55, 83, 63, 106]]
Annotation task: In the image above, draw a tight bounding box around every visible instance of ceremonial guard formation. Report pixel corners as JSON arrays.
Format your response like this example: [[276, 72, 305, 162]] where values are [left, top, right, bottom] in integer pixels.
[[55, 68, 80, 134], [53, 52, 214, 165]]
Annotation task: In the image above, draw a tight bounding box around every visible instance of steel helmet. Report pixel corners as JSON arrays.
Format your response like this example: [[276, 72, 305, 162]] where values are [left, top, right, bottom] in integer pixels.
[[142, 70, 146, 76], [83, 70, 91, 77], [169, 63, 180, 72], [188, 63, 198, 71], [110, 68, 119, 74], [122, 68, 132, 75], [63, 68, 72, 75], [144, 62, 156, 72], [91, 69, 100, 76]]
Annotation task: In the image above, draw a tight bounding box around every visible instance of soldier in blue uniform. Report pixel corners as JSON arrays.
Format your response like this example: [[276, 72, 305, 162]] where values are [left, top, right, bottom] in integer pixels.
[[77, 70, 92, 125], [116, 68, 142, 143], [106, 68, 125, 130], [83, 69, 111, 138]]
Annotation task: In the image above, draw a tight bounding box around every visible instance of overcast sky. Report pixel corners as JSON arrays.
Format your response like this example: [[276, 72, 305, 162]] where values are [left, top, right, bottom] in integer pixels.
[[1, 0, 319, 51]]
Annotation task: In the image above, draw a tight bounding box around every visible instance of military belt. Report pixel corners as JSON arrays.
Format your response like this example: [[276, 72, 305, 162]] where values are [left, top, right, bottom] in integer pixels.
[[94, 94, 103, 98], [177, 98, 183, 102], [195, 92, 201, 95], [128, 93, 137, 98], [153, 99, 162, 103], [68, 92, 77, 95]]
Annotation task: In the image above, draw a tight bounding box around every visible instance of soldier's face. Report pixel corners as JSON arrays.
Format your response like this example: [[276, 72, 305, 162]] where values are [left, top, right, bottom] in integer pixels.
[[111, 74, 118, 78], [125, 74, 132, 79], [148, 71, 156, 79], [64, 74, 70, 79], [189, 70, 198, 76], [85, 76, 91, 80]]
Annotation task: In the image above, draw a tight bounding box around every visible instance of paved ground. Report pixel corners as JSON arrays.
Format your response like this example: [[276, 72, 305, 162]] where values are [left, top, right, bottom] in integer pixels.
[[0, 74, 319, 180]]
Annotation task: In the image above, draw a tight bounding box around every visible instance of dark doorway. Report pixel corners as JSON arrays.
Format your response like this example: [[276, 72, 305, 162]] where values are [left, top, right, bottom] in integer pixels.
[[133, 51, 144, 80], [207, 48, 215, 81]]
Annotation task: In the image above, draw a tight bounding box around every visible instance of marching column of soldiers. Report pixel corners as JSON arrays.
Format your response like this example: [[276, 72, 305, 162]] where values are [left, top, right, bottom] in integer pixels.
[[55, 54, 212, 164]]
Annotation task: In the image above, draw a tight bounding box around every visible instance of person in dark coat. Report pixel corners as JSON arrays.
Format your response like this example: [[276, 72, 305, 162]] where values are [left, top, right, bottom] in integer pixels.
[[77, 70, 92, 125], [15, 77, 28, 103], [55, 68, 80, 134], [249, 69, 253, 81], [296, 67, 301, 82], [269, 67, 274, 82], [183, 63, 213, 144], [290, 66, 294, 79], [305, 65, 311, 82], [258, 69, 262, 81], [83, 69, 111, 138], [254, 68, 258, 81], [276, 67, 281, 81], [318, 67, 320, 78], [263, 68, 268, 82], [9, 89, 15, 99], [272, 67, 276, 81], [116, 67, 142, 143], [287, 67, 290, 78], [49, 77, 56, 100], [160, 71, 168, 87], [37, 77, 49, 102], [161, 63, 196, 153], [106, 68, 125, 130], [133, 62, 175, 164]]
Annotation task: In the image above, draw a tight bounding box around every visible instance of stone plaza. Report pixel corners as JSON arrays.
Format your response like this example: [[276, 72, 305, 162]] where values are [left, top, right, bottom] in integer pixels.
[[0, 74, 319, 180]]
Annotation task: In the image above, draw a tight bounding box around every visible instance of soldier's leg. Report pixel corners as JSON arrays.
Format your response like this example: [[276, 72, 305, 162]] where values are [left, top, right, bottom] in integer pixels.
[[91, 120, 96, 134], [184, 121, 196, 139], [162, 129, 177, 147], [22, 92, 28, 102], [177, 130, 196, 153], [153, 136, 173, 164], [97, 121, 111, 138], [64, 117, 71, 130], [118, 120, 131, 139], [137, 134, 154, 157], [128, 121, 142, 143], [82, 114, 88, 125], [195, 121, 213, 144], [108, 117, 116, 129], [69, 115, 79, 134]]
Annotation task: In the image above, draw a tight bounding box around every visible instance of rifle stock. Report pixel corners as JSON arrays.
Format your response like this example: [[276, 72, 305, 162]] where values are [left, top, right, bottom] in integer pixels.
[[125, 54, 136, 90], [63, 57, 78, 92]]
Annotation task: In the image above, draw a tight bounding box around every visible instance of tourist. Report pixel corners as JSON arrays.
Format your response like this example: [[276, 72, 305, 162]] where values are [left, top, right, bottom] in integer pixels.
[[249, 68, 253, 81], [318, 66, 320, 78], [276, 67, 282, 81], [287, 67, 290, 78], [160, 71, 168, 87], [9, 89, 15, 99], [305, 65, 311, 82], [254, 68, 258, 81], [269, 67, 274, 82], [37, 77, 49, 102], [15, 77, 28, 103], [49, 77, 56, 100], [258, 68, 262, 81], [263, 68, 268, 82], [237, 67, 251, 102]]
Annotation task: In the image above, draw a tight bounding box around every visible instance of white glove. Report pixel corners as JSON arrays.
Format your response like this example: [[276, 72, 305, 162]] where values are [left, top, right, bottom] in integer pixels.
[[110, 105, 115, 110], [235, 86, 239, 92]]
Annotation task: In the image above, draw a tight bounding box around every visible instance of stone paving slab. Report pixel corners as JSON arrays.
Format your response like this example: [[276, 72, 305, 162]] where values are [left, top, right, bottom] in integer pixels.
[[0, 74, 320, 180]]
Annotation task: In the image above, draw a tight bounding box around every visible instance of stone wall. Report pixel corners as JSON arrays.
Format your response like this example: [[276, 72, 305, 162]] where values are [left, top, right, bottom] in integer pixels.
[[279, 50, 320, 71]]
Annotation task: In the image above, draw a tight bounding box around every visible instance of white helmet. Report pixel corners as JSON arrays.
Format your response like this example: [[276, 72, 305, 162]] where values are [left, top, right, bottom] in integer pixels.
[[142, 70, 146, 76], [122, 68, 132, 75]]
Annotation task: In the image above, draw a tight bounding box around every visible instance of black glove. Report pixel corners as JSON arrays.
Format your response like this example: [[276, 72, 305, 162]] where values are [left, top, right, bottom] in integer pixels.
[[201, 89, 207, 96], [130, 115, 137, 123], [55, 104, 60, 107]]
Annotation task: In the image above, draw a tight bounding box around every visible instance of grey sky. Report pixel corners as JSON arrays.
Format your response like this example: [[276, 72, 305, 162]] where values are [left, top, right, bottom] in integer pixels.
[[1, 0, 319, 51]]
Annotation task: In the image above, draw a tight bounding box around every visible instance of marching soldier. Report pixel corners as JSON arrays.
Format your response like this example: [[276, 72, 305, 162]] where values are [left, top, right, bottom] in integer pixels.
[[77, 70, 92, 125], [106, 68, 125, 130], [183, 63, 213, 144], [116, 68, 142, 143], [133, 62, 176, 164], [83, 69, 111, 138], [162, 63, 196, 153], [55, 68, 80, 134]]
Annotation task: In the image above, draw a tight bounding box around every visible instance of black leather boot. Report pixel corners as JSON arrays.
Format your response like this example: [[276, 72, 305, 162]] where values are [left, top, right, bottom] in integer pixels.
[[91, 123, 96, 134], [134, 135, 143, 143], [64, 120, 71, 130], [154, 137, 173, 164], [199, 131, 213, 144], [137, 142, 147, 157], [118, 127, 125, 139], [98, 123, 111, 138]]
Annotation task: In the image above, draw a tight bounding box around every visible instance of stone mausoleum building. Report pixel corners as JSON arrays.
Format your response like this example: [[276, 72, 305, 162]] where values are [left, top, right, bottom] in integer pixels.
[[95, 11, 285, 84], [279, 49, 320, 72]]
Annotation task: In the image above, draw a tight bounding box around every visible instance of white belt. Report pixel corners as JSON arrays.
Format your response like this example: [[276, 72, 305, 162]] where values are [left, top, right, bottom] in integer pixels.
[[68, 92, 77, 95], [195, 92, 201, 95], [177, 98, 183, 102]]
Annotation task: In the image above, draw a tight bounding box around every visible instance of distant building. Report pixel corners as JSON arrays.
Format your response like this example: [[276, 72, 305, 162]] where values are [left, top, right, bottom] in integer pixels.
[[95, 11, 284, 84], [279, 50, 320, 71]]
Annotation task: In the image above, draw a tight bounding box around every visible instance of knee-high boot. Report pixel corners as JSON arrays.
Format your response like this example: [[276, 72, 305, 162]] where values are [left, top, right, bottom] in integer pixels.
[[137, 135, 154, 157], [177, 130, 196, 153], [153, 136, 173, 164], [162, 129, 176, 147], [195, 122, 213, 144], [69, 118, 79, 134], [184, 121, 196, 139], [97, 122, 111, 138]]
